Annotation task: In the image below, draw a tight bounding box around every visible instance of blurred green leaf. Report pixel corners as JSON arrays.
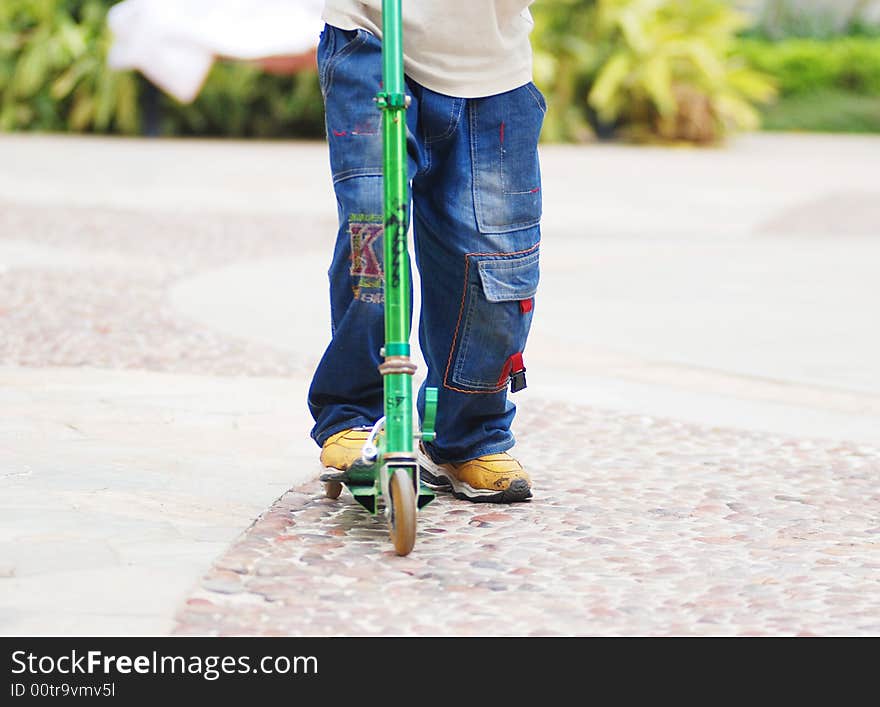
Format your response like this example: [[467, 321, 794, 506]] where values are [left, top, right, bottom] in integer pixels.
[[590, 52, 632, 120], [14, 36, 53, 97], [50, 62, 85, 99], [69, 90, 94, 130], [642, 55, 675, 115]]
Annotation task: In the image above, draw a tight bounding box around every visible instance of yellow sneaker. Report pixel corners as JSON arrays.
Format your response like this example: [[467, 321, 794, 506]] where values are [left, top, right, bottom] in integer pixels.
[[320, 428, 371, 470], [418, 446, 532, 504]]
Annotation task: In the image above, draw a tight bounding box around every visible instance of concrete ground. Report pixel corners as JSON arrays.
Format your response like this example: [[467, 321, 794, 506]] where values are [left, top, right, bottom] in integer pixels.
[[0, 132, 878, 635]]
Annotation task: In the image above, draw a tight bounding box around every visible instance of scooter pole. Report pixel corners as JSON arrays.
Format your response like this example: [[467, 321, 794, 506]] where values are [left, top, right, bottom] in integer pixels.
[[378, 0, 413, 462]]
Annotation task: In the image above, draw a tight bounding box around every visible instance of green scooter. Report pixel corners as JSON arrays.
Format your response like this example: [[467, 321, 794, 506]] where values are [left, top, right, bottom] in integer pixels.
[[319, 0, 437, 556]]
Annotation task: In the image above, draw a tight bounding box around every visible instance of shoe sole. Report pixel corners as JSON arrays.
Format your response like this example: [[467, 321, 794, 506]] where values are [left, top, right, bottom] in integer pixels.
[[417, 449, 532, 504]]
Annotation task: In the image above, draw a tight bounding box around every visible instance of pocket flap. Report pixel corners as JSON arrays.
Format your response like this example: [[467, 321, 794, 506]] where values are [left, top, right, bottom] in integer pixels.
[[477, 251, 540, 303]]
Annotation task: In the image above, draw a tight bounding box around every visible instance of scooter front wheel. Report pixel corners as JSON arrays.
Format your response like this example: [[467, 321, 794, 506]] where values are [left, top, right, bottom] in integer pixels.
[[388, 468, 416, 556]]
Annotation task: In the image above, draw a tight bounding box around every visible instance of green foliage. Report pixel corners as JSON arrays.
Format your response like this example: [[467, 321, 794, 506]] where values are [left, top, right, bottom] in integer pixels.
[[735, 37, 880, 97], [0, 0, 324, 137], [0, 0, 140, 133], [160, 63, 324, 140], [734, 36, 880, 134], [532, 0, 599, 142], [3, 0, 877, 140], [759, 87, 880, 133], [591, 0, 777, 142], [534, 0, 776, 144]]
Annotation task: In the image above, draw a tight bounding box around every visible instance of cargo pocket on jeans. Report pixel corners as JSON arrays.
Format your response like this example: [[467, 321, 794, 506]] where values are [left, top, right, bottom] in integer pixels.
[[470, 83, 545, 235], [446, 248, 540, 393]]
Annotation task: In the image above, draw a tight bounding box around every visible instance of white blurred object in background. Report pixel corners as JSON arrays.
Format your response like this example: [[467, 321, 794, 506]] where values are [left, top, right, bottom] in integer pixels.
[[107, 0, 324, 103]]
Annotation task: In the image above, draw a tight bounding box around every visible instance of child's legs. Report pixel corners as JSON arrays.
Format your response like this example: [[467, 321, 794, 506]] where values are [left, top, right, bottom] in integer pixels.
[[308, 25, 420, 445], [413, 84, 546, 463]]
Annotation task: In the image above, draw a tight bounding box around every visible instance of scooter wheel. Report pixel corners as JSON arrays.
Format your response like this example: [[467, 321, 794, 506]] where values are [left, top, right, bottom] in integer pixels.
[[324, 481, 343, 499], [388, 469, 416, 556]]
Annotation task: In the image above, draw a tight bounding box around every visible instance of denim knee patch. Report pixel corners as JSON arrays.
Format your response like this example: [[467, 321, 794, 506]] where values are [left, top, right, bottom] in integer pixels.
[[444, 245, 540, 393], [470, 82, 546, 234]]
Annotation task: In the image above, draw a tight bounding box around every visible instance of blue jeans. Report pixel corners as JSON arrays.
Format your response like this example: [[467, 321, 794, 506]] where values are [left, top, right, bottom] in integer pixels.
[[308, 25, 545, 463]]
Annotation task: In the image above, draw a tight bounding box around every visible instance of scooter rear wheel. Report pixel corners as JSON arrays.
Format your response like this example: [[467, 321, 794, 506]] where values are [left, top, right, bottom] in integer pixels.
[[388, 468, 416, 556], [324, 481, 343, 499]]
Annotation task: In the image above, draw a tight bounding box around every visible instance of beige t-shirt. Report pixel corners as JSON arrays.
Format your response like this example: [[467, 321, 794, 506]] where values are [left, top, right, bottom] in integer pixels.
[[321, 1, 535, 98]]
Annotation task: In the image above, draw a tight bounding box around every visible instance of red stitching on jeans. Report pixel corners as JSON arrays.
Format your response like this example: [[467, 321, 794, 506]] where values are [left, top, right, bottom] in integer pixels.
[[443, 242, 540, 395]]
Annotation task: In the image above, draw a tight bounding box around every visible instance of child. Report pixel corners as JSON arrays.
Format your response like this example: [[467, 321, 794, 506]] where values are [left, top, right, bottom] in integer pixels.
[[309, 1, 544, 503]]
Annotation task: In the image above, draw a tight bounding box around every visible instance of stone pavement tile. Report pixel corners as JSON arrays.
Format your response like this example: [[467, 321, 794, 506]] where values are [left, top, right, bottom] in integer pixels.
[[174, 400, 880, 637], [2, 565, 189, 636], [0, 365, 318, 635], [0, 540, 119, 577], [0, 202, 323, 377]]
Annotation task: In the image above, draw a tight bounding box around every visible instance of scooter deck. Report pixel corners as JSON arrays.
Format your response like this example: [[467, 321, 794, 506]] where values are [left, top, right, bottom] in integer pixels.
[[320, 462, 435, 514]]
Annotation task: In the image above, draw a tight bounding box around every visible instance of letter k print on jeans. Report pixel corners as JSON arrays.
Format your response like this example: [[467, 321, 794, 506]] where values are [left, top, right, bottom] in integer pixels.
[[349, 222, 384, 279]]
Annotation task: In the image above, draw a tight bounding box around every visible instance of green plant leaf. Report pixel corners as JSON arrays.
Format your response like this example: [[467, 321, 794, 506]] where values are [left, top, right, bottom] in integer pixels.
[[726, 66, 777, 103], [716, 92, 761, 130], [50, 62, 85, 100], [13, 38, 52, 97], [589, 52, 632, 120], [641, 54, 676, 115], [69, 91, 95, 131]]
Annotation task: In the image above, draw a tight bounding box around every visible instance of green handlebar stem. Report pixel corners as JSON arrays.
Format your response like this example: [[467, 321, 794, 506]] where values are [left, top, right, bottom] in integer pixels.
[[380, 0, 413, 458]]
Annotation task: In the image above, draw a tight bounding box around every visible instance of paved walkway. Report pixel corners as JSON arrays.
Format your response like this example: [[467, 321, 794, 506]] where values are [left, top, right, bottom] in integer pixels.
[[1, 133, 878, 635]]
